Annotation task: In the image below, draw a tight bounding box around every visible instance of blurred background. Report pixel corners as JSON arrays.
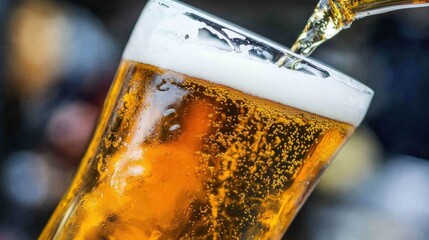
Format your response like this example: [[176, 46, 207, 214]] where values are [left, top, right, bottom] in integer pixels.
[[1, 0, 428, 239]]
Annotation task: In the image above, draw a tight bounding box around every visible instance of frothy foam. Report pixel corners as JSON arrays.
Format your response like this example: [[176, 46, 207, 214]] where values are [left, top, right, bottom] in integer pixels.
[[123, 0, 373, 126]]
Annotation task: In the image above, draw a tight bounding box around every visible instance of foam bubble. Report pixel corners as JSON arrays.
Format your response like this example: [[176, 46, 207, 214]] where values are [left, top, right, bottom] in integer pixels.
[[123, 0, 373, 126]]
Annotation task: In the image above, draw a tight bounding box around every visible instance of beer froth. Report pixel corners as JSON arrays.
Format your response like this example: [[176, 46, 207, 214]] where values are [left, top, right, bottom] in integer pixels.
[[123, 0, 373, 126]]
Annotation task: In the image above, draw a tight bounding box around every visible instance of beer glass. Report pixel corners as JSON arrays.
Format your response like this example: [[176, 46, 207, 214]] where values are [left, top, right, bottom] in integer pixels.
[[40, 0, 373, 239]]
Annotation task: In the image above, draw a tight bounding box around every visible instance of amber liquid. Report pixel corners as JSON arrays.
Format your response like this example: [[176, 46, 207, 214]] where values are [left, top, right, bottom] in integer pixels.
[[40, 60, 354, 239], [277, 0, 429, 67]]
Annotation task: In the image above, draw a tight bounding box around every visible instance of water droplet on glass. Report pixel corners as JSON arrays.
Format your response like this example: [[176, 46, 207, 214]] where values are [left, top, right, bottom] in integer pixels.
[[163, 108, 176, 117], [169, 124, 181, 131]]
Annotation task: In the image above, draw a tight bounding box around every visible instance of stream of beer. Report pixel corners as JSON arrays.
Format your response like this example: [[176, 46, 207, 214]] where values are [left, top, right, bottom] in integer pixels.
[[277, 0, 429, 67]]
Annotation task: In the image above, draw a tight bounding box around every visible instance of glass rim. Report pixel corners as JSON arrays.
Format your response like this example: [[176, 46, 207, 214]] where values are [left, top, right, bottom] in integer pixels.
[[124, 0, 374, 126], [151, 0, 373, 96]]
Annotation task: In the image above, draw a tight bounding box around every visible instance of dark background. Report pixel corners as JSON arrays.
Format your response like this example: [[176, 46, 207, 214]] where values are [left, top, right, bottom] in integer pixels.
[[1, 0, 429, 239]]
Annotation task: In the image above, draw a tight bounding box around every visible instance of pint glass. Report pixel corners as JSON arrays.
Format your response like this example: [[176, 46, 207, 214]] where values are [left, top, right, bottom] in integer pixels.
[[40, 0, 373, 239]]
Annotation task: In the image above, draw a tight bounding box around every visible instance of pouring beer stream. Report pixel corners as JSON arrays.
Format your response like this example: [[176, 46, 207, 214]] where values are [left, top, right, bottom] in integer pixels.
[[277, 0, 429, 67]]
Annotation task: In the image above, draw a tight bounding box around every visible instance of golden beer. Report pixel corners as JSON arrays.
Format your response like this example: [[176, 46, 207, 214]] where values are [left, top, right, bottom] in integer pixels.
[[40, 0, 373, 239], [41, 61, 355, 239], [285, 0, 429, 58]]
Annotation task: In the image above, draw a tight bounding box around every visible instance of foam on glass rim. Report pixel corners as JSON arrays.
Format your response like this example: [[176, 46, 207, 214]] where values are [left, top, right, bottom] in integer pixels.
[[123, 0, 374, 126]]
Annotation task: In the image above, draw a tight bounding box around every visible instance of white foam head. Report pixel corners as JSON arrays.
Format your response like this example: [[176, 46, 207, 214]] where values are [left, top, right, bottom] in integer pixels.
[[123, 0, 373, 126]]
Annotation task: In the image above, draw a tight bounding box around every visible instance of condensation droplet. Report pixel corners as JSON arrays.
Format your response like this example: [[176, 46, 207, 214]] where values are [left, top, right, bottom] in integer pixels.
[[163, 108, 176, 117], [169, 124, 181, 131]]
